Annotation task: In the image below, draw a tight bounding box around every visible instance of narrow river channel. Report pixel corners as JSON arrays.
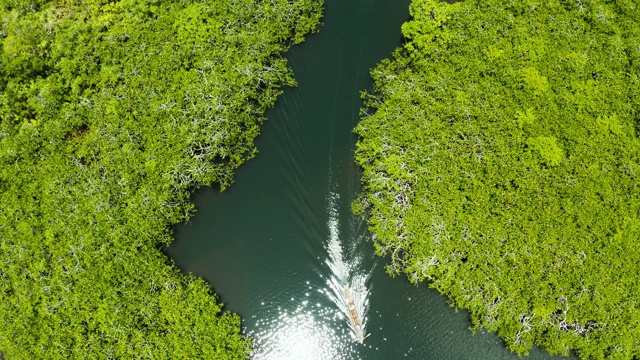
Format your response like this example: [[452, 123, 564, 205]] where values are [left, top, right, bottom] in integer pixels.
[[167, 0, 572, 359]]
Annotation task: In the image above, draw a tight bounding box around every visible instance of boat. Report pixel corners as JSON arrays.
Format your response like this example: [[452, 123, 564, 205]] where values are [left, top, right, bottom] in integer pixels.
[[344, 287, 366, 344]]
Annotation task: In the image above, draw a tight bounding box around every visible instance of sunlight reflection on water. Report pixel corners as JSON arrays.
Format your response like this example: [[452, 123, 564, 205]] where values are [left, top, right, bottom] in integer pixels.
[[249, 301, 358, 360]]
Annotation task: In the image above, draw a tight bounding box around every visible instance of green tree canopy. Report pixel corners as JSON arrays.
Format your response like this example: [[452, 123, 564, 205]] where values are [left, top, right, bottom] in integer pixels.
[[355, 0, 640, 358], [0, 0, 321, 357]]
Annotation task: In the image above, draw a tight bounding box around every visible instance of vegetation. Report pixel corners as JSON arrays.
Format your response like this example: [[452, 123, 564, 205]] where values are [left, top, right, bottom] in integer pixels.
[[0, 0, 321, 357], [355, 0, 640, 358]]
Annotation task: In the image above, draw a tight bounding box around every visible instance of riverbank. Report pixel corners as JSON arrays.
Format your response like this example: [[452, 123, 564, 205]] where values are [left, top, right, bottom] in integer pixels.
[[355, 0, 640, 358], [0, 0, 321, 357]]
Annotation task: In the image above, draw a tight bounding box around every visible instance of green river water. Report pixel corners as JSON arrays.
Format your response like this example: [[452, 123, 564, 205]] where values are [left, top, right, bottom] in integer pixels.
[[167, 0, 573, 359]]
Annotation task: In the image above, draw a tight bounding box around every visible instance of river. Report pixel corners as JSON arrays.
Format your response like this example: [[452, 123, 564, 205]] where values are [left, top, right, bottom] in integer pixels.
[[167, 0, 571, 359]]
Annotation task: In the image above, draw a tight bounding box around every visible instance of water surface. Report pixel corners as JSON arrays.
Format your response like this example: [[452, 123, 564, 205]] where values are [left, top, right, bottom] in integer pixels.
[[168, 0, 572, 359]]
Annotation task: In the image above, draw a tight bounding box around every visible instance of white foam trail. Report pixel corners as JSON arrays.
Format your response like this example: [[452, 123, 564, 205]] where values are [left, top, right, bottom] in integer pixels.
[[324, 192, 370, 343]]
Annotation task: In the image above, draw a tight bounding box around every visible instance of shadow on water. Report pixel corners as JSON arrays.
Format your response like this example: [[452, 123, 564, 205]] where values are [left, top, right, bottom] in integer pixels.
[[166, 0, 576, 359]]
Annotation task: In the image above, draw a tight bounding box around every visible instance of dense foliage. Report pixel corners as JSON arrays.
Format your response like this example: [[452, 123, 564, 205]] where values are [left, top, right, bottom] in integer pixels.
[[0, 0, 321, 357], [355, 0, 640, 358]]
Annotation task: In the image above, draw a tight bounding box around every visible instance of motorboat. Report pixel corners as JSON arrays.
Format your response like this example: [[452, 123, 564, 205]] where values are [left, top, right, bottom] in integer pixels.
[[345, 287, 366, 344]]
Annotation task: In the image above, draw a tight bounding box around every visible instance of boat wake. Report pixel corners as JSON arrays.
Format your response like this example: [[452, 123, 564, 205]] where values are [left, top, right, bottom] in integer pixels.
[[324, 191, 371, 344], [247, 191, 370, 359]]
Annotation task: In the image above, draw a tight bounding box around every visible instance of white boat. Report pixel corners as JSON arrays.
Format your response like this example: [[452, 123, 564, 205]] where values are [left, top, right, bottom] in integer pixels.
[[344, 287, 366, 344]]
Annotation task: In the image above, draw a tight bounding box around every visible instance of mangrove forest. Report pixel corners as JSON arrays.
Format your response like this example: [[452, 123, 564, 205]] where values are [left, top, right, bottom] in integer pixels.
[[0, 0, 321, 357], [1, 0, 640, 358], [355, 0, 640, 359]]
